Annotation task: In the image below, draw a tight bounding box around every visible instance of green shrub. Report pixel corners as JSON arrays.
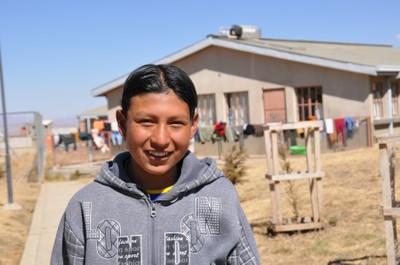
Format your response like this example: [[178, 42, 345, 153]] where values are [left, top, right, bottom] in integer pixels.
[[70, 170, 81, 180], [279, 145, 300, 220], [223, 145, 248, 185]]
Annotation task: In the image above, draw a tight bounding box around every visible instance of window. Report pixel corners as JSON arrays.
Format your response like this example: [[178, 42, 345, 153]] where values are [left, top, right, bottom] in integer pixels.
[[225, 92, 249, 125], [296, 86, 323, 121], [372, 81, 384, 118], [197, 94, 216, 126], [392, 81, 400, 117]]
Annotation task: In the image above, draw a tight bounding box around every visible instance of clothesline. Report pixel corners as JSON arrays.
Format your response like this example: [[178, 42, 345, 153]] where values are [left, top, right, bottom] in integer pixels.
[[195, 123, 264, 143]]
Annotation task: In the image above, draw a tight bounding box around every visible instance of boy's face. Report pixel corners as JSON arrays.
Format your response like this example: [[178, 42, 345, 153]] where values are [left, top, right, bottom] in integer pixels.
[[116, 91, 198, 183]]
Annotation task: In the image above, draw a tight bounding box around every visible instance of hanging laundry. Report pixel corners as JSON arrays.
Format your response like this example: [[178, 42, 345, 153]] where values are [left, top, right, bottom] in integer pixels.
[[345, 117, 355, 131], [334, 118, 346, 145], [93, 120, 104, 131], [214, 122, 227, 137], [328, 130, 338, 146], [253, 124, 264, 137], [243, 124, 255, 135], [224, 126, 235, 143], [345, 117, 356, 139], [56, 133, 77, 152], [213, 122, 227, 142], [103, 121, 112, 131], [324, 119, 334, 134], [198, 126, 214, 142], [296, 127, 305, 138], [111, 122, 123, 146]]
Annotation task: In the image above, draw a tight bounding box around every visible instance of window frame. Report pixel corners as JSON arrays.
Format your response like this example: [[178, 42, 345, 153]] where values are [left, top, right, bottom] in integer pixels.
[[372, 81, 384, 119], [197, 94, 217, 126], [391, 80, 400, 117], [295, 86, 323, 121], [225, 91, 249, 126]]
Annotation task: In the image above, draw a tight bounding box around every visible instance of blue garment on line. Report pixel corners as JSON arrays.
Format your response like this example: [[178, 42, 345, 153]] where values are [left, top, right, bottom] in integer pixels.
[[344, 117, 355, 131]]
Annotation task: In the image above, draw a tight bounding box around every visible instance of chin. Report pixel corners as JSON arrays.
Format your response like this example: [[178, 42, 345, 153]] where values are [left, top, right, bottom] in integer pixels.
[[145, 165, 172, 177]]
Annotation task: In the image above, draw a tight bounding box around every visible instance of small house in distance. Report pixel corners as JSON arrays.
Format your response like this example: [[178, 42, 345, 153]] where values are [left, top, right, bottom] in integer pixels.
[[91, 25, 400, 156]]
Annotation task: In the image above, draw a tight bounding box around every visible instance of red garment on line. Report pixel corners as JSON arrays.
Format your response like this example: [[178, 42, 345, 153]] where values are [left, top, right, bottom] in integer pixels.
[[334, 118, 345, 144], [214, 122, 226, 137]]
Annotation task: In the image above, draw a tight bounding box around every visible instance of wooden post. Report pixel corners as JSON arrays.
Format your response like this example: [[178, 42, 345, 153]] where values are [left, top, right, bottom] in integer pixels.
[[264, 121, 324, 232], [264, 129, 278, 224], [271, 131, 282, 224], [378, 138, 399, 265], [314, 129, 324, 217], [305, 128, 319, 223]]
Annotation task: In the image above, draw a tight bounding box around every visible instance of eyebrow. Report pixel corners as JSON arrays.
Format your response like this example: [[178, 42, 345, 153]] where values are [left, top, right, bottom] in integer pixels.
[[133, 112, 189, 120]]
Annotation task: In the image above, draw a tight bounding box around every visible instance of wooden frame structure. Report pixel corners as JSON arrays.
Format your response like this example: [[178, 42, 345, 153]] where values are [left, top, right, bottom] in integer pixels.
[[377, 134, 400, 265], [264, 121, 325, 232]]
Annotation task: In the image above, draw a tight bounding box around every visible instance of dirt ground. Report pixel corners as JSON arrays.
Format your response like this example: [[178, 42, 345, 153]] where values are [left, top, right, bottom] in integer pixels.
[[0, 144, 397, 264], [0, 149, 41, 265], [235, 144, 392, 265]]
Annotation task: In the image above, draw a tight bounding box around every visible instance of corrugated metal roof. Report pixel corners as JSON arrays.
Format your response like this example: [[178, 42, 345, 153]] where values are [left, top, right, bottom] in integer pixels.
[[77, 105, 108, 118], [92, 35, 400, 97], [221, 36, 400, 66]]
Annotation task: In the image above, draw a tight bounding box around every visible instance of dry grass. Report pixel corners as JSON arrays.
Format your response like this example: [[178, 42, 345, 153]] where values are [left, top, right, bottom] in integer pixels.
[[235, 144, 391, 265], [0, 144, 399, 264], [0, 148, 40, 265]]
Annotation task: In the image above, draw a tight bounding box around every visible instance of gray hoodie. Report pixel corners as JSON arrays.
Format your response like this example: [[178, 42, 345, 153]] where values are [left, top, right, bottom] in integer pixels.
[[51, 151, 260, 264]]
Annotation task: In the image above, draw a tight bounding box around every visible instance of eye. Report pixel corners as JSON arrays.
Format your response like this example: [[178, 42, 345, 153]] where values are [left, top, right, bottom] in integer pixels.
[[170, 120, 187, 127], [138, 119, 154, 126]]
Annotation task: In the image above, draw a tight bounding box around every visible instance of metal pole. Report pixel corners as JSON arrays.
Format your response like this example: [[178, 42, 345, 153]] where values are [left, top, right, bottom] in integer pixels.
[[35, 112, 44, 182], [0, 43, 15, 205], [387, 78, 393, 134], [87, 117, 93, 163]]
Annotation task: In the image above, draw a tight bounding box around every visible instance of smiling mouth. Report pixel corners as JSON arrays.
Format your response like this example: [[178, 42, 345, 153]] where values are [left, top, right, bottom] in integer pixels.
[[147, 151, 171, 159]]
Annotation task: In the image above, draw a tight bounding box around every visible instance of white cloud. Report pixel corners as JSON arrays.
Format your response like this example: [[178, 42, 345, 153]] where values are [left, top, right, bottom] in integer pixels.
[[396, 33, 400, 42]]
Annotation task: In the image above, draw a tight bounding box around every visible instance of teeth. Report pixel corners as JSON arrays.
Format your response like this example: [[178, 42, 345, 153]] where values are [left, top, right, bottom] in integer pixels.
[[149, 151, 169, 157]]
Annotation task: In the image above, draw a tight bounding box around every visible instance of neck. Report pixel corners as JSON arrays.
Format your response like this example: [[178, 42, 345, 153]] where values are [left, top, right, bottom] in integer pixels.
[[125, 158, 177, 190]]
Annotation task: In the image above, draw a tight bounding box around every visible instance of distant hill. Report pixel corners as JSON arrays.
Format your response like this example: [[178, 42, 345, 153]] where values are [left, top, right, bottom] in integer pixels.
[[51, 116, 78, 129]]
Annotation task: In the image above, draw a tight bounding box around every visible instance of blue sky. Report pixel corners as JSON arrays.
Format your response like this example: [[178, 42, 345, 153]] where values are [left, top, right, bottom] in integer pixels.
[[0, 0, 399, 124]]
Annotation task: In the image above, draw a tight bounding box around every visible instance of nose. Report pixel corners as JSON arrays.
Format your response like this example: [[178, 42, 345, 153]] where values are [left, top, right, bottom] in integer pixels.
[[150, 124, 170, 149]]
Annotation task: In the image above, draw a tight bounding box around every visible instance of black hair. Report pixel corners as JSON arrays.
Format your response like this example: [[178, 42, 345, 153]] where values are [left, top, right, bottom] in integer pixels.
[[121, 64, 197, 120]]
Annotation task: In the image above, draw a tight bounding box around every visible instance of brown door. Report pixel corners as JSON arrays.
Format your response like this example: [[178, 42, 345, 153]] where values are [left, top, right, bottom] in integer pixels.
[[263, 88, 286, 123]]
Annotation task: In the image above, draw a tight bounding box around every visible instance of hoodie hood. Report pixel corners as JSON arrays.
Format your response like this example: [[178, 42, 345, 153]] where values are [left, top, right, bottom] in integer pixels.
[[95, 151, 224, 201]]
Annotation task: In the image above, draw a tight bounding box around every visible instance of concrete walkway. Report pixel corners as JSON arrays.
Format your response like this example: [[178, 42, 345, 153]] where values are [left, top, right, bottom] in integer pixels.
[[20, 181, 85, 265]]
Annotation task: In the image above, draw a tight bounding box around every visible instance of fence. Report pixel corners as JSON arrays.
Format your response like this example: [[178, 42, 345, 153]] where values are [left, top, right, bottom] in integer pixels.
[[193, 116, 372, 158], [0, 111, 44, 182], [51, 130, 126, 166], [376, 134, 400, 265], [264, 120, 325, 233]]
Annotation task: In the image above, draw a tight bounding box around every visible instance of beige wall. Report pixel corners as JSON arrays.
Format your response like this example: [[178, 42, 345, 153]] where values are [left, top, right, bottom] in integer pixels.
[[103, 46, 373, 125], [369, 76, 400, 137], [105, 85, 123, 122], [175, 46, 372, 124]]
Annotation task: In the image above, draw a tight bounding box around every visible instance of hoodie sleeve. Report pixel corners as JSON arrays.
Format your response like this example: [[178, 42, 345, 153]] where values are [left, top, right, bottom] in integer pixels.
[[51, 213, 85, 265], [227, 205, 261, 264]]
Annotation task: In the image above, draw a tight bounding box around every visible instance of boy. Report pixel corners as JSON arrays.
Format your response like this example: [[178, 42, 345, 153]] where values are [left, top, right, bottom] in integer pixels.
[[51, 64, 260, 264]]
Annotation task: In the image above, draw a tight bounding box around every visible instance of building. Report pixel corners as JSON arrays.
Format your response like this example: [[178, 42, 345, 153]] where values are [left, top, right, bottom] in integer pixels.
[[90, 25, 400, 156]]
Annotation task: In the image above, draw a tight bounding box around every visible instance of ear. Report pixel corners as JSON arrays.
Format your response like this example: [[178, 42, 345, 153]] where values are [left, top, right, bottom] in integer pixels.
[[116, 109, 127, 137], [190, 113, 199, 139]]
